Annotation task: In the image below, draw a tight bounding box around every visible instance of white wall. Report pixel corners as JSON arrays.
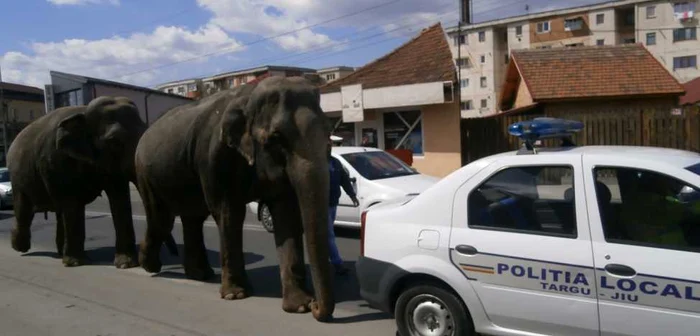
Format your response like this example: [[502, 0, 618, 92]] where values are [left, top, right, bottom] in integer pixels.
[[93, 84, 193, 125]]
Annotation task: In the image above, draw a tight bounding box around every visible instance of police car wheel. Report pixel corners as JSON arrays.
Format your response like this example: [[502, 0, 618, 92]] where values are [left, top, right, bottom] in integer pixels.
[[395, 285, 473, 336], [260, 204, 274, 233]]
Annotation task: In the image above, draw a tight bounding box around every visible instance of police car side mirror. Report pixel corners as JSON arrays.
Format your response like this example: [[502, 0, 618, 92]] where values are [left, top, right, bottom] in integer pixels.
[[350, 177, 357, 184]]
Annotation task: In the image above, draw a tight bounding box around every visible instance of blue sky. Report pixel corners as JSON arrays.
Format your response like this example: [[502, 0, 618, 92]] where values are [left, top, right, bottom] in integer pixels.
[[0, 0, 609, 88]]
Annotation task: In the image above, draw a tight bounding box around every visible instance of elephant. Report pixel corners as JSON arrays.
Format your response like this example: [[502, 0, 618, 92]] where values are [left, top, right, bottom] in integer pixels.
[[134, 76, 335, 322], [7, 96, 177, 268]]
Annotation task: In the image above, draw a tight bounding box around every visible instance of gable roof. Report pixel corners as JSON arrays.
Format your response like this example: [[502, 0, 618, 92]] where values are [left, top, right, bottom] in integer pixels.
[[319, 23, 456, 94], [679, 76, 700, 105], [503, 44, 684, 105], [0, 82, 44, 96]]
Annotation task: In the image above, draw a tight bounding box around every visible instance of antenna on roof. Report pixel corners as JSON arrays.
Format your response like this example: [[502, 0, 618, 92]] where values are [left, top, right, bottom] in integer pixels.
[[508, 117, 584, 155]]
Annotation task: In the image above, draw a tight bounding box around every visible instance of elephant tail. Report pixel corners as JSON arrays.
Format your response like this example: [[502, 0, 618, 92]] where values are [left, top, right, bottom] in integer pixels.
[[164, 233, 178, 256]]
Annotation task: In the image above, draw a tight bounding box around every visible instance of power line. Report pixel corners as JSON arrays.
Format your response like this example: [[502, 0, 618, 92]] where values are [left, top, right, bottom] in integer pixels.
[[118, 0, 402, 80]]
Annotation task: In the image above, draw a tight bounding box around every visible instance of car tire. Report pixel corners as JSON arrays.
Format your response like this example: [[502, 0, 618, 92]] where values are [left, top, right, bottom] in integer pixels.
[[260, 204, 274, 233], [395, 284, 474, 336]]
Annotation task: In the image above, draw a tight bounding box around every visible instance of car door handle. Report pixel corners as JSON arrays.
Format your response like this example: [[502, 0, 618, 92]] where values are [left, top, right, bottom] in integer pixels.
[[455, 245, 478, 256], [604, 263, 637, 277]]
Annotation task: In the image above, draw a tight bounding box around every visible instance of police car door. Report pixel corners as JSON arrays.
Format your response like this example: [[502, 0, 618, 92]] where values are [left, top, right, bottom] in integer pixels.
[[583, 156, 700, 336], [450, 154, 599, 335]]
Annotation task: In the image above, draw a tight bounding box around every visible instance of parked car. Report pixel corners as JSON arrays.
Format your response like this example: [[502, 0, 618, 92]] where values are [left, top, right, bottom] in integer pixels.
[[247, 146, 439, 232], [356, 118, 700, 336], [0, 167, 12, 209]]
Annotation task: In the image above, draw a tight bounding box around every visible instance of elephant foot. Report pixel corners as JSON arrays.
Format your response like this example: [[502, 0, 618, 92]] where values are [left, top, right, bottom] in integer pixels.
[[114, 253, 139, 269], [184, 263, 215, 281], [282, 288, 314, 314], [11, 229, 31, 253], [138, 245, 162, 273], [62, 254, 89, 267], [220, 284, 249, 300]]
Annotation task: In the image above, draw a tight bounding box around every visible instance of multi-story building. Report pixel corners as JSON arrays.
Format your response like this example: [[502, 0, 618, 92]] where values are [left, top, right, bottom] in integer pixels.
[[316, 66, 355, 83], [200, 65, 317, 96], [154, 78, 202, 99], [448, 0, 700, 118]]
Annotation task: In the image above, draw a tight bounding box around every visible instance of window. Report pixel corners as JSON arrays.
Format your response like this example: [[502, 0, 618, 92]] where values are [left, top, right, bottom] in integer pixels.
[[327, 117, 356, 146], [54, 89, 83, 108], [341, 151, 417, 181], [515, 25, 523, 36], [167, 88, 174, 94], [456, 57, 472, 68], [461, 100, 473, 110], [624, 11, 635, 25], [536, 21, 550, 33], [454, 35, 466, 45], [596, 39, 605, 46], [564, 17, 584, 31], [178, 86, 185, 93], [593, 167, 700, 251], [326, 73, 336, 81], [460, 79, 469, 88], [674, 1, 696, 14], [383, 110, 423, 155], [596, 13, 604, 25], [674, 55, 697, 70], [468, 166, 577, 237], [646, 5, 656, 19], [480, 99, 488, 108], [480, 77, 487, 88], [673, 27, 697, 42], [480, 55, 486, 64], [646, 32, 656, 45], [478, 31, 485, 42], [622, 37, 635, 44], [565, 42, 584, 47]]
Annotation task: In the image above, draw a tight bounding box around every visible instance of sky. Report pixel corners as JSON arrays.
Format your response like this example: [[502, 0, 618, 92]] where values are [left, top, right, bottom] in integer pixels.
[[0, 0, 610, 89]]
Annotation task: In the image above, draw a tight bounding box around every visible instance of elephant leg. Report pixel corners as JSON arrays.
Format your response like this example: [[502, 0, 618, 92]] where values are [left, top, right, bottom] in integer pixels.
[[56, 210, 64, 256], [104, 180, 138, 269], [61, 205, 89, 267], [213, 202, 249, 300], [138, 185, 174, 274], [11, 192, 34, 253], [181, 215, 214, 281], [269, 197, 313, 314]]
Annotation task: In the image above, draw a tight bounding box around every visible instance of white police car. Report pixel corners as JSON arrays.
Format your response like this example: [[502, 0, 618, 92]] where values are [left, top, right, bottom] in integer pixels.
[[356, 118, 700, 336]]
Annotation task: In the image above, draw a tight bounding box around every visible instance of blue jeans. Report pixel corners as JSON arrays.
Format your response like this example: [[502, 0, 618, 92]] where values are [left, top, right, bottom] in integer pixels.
[[328, 206, 343, 266]]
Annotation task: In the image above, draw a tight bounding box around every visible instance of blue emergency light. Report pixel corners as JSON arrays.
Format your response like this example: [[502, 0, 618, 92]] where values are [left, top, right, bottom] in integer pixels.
[[508, 117, 584, 153]]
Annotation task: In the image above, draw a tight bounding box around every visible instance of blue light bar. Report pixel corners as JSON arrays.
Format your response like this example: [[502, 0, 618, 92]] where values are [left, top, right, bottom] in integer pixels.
[[508, 117, 583, 141]]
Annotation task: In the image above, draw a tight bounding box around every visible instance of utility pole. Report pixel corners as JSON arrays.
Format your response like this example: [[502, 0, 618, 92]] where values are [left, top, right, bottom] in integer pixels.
[[0, 65, 6, 164]]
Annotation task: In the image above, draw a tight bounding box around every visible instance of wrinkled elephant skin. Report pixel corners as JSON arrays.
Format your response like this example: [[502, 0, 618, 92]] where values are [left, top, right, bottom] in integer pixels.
[[135, 76, 335, 322]]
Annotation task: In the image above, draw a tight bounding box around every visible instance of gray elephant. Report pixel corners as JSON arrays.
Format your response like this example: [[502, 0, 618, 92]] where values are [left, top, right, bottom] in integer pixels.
[[7, 96, 177, 268], [135, 76, 335, 321]]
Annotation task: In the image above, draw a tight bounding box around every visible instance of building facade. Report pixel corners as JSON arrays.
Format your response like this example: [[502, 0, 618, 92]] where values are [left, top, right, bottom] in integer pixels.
[[154, 78, 202, 100], [448, 0, 700, 118], [199, 65, 317, 97], [316, 66, 355, 83], [0, 82, 45, 163]]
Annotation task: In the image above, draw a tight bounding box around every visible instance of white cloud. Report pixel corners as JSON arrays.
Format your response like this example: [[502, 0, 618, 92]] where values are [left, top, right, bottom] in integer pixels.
[[1, 24, 241, 88], [47, 0, 120, 6]]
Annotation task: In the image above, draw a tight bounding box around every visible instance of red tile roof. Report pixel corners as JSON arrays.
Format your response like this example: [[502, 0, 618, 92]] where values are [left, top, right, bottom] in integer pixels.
[[319, 23, 456, 93], [679, 76, 700, 105], [510, 44, 684, 101]]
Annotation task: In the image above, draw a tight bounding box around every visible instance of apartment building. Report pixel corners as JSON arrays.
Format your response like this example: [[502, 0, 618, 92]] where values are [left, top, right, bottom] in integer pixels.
[[200, 65, 317, 96], [154, 78, 202, 99], [316, 66, 355, 83], [447, 0, 700, 118]]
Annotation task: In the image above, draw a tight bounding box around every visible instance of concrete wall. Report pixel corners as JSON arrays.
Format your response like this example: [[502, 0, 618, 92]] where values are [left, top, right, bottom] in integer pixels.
[[589, 8, 617, 45], [412, 101, 462, 178], [93, 84, 192, 125]]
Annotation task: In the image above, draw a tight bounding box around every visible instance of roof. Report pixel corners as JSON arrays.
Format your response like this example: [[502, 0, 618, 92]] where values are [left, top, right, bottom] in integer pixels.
[[0, 82, 44, 96], [154, 77, 200, 89], [317, 66, 355, 73], [680, 76, 700, 105], [445, 0, 651, 33], [319, 23, 456, 94], [50, 70, 193, 101], [505, 44, 684, 103], [202, 65, 318, 82]]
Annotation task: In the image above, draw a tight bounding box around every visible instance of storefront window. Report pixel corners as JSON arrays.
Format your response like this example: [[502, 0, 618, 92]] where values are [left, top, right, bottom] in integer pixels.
[[327, 116, 356, 146], [383, 110, 423, 155], [55, 89, 84, 108]]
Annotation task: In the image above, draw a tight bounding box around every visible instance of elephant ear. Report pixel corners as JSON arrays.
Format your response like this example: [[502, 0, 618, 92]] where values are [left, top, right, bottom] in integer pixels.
[[56, 113, 96, 165], [219, 100, 254, 166]]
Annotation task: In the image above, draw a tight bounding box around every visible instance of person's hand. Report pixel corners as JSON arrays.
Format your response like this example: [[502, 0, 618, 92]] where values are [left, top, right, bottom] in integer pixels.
[[351, 196, 359, 207]]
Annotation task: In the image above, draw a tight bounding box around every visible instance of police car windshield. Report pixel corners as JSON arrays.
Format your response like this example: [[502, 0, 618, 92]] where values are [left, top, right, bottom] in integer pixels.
[[341, 151, 417, 180]]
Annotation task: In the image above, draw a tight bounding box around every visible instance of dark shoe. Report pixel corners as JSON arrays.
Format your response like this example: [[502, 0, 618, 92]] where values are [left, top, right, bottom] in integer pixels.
[[334, 264, 349, 276]]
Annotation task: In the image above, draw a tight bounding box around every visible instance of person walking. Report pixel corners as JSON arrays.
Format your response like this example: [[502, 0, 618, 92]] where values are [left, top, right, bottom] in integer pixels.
[[327, 136, 359, 275]]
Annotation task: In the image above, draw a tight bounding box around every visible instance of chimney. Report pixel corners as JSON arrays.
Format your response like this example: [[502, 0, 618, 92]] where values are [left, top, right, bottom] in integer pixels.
[[460, 0, 471, 24]]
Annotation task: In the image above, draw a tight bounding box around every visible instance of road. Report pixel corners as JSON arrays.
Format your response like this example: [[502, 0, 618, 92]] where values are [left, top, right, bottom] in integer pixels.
[[0, 185, 396, 336]]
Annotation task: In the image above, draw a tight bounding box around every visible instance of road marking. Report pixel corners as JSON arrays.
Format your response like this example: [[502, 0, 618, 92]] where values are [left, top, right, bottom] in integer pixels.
[[85, 211, 267, 232]]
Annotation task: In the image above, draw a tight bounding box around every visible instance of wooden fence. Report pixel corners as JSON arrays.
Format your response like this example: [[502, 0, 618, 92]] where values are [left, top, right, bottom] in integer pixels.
[[460, 106, 700, 165]]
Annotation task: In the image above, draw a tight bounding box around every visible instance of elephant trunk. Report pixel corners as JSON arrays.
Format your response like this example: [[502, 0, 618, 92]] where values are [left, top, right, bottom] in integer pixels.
[[288, 153, 334, 321]]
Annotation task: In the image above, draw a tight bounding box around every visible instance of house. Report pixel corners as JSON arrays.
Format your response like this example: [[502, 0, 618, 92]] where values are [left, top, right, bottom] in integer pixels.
[[45, 70, 194, 125], [0, 82, 45, 162], [316, 66, 355, 83], [319, 23, 460, 178], [447, 0, 700, 118]]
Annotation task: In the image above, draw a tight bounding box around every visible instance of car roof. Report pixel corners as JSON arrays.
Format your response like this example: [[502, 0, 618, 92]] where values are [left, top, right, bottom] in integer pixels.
[[478, 145, 700, 168], [331, 146, 384, 155]]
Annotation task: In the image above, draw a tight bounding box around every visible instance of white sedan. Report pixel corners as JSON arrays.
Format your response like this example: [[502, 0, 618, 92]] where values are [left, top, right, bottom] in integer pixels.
[[247, 146, 439, 232]]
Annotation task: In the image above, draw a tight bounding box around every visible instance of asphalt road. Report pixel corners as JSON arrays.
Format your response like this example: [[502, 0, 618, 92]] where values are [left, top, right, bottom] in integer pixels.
[[0, 184, 396, 336]]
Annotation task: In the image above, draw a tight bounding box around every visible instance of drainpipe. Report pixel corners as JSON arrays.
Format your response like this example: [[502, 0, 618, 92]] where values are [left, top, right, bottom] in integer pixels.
[[144, 92, 152, 125]]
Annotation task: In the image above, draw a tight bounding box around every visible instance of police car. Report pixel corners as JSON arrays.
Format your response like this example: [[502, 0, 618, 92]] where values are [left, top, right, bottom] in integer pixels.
[[356, 118, 700, 336]]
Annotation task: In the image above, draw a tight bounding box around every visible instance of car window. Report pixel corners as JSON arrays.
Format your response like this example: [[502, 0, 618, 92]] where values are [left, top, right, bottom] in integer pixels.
[[340, 151, 416, 180], [468, 165, 577, 238], [594, 167, 700, 252], [0, 170, 10, 183]]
